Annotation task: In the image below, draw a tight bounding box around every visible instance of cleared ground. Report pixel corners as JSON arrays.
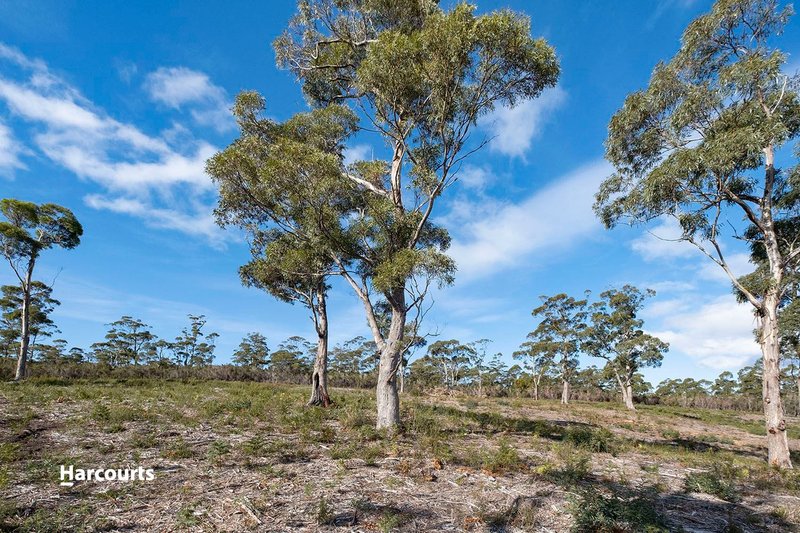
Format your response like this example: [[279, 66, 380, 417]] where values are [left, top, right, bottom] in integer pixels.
[[1, 379, 799, 532]]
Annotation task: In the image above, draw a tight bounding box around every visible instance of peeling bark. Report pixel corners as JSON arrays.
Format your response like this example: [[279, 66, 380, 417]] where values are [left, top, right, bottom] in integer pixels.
[[308, 288, 331, 407]]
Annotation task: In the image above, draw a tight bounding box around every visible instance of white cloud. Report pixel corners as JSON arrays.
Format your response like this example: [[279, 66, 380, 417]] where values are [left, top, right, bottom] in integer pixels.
[[645, 294, 760, 370], [0, 119, 26, 175], [0, 43, 223, 243], [143, 67, 233, 131], [456, 164, 491, 191], [84, 194, 225, 245], [343, 143, 372, 166], [631, 217, 754, 284], [447, 160, 609, 281], [630, 217, 696, 261], [697, 252, 752, 284], [479, 87, 565, 158]]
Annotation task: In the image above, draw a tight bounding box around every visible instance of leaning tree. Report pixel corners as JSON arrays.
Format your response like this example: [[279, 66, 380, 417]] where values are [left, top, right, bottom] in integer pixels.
[[595, 0, 799, 468], [271, 0, 559, 429], [0, 199, 82, 381]]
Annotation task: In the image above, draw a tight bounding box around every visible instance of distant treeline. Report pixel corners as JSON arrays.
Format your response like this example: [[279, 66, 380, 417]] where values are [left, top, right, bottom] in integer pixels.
[[3, 332, 797, 417]]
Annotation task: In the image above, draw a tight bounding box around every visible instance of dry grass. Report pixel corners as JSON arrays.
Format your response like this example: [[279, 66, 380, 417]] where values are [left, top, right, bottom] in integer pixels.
[[0, 379, 798, 532]]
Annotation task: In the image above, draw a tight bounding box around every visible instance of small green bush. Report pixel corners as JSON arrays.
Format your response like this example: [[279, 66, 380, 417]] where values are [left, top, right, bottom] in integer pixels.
[[570, 487, 668, 532]]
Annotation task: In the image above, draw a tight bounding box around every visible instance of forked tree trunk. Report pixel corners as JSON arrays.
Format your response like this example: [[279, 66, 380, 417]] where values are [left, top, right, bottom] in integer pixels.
[[617, 373, 636, 411], [761, 292, 792, 469], [623, 383, 635, 411], [561, 379, 570, 405], [376, 296, 406, 431], [308, 291, 331, 407], [14, 262, 34, 381]]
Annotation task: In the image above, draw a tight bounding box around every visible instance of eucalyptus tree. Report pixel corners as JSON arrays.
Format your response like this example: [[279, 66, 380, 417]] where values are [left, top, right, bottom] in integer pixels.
[[272, 0, 559, 429], [466, 338, 492, 395], [103, 316, 157, 366], [0, 281, 60, 360], [426, 339, 475, 388], [584, 286, 668, 411], [595, 0, 799, 467], [525, 294, 588, 405], [241, 234, 336, 406], [513, 339, 555, 401], [330, 336, 378, 388], [270, 336, 314, 382], [209, 97, 357, 407], [173, 315, 218, 367], [232, 332, 271, 369], [0, 199, 82, 380], [712, 371, 738, 396]]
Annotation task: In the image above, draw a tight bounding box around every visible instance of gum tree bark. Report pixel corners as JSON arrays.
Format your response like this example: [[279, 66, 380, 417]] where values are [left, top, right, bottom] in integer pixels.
[[308, 290, 330, 407], [14, 259, 34, 381]]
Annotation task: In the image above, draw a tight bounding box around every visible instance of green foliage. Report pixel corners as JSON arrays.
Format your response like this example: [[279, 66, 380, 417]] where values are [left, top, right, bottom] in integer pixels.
[[563, 426, 616, 454], [569, 486, 668, 533], [0, 282, 60, 359], [480, 438, 525, 474], [685, 460, 743, 502], [172, 314, 218, 367], [596, 0, 800, 320], [232, 332, 270, 368], [551, 442, 592, 483], [585, 286, 668, 400], [518, 294, 588, 396], [90, 316, 156, 367]]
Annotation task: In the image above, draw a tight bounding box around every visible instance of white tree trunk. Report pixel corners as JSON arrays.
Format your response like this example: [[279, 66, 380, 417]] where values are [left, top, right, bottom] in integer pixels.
[[308, 291, 330, 407], [376, 296, 406, 431], [561, 379, 570, 405], [761, 292, 793, 468], [14, 261, 34, 381]]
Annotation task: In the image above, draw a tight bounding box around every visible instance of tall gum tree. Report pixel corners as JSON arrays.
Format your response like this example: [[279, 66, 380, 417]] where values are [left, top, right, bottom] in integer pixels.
[[208, 96, 359, 407], [595, 0, 799, 467], [0, 199, 82, 381], [274, 0, 559, 430]]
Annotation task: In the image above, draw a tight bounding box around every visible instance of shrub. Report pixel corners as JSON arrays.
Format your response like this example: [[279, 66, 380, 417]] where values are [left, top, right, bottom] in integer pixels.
[[481, 439, 525, 474], [551, 443, 591, 484], [569, 486, 668, 532], [564, 426, 616, 453]]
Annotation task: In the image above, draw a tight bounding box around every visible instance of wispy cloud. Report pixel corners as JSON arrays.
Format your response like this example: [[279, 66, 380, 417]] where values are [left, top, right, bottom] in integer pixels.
[[447, 160, 610, 281], [144, 66, 233, 132], [0, 119, 26, 176], [630, 218, 696, 261], [479, 86, 565, 159], [0, 43, 226, 243], [645, 294, 760, 370], [630, 217, 753, 284]]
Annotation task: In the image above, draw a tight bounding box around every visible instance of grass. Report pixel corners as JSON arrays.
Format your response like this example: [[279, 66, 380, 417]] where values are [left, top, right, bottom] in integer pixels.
[[0, 378, 798, 531]]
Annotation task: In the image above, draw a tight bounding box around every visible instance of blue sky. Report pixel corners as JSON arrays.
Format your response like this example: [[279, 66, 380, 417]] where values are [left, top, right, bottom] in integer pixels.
[[1, 0, 797, 384]]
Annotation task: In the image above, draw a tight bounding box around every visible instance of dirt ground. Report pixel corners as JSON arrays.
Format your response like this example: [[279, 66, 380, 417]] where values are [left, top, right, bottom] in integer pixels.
[[1, 380, 799, 532]]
